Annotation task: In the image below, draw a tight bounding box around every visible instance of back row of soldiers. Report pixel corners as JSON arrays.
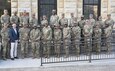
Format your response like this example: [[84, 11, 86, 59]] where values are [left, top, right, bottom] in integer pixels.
[[0, 9, 114, 60]]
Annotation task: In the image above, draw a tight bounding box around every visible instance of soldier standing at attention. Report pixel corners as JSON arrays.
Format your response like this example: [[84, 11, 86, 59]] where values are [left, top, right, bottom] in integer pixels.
[[105, 14, 114, 28], [1, 24, 9, 60], [93, 22, 102, 54], [59, 13, 68, 27], [89, 14, 95, 27], [30, 24, 41, 59], [78, 15, 85, 31], [41, 15, 48, 27], [29, 13, 38, 27], [97, 16, 105, 46], [104, 22, 112, 53], [71, 22, 81, 56], [50, 9, 59, 27], [69, 13, 77, 27], [20, 10, 29, 26], [63, 23, 71, 58], [19, 23, 30, 58], [1, 9, 10, 27], [83, 20, 93, 55], [54, 24, 62, 57], [42, 22, 52, 58], [10, 11, 19, 27]]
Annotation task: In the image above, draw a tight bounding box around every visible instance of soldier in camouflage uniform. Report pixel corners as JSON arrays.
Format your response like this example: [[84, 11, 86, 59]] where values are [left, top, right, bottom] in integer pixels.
[[29, 13, 38, 27], [89, 14, 95, 27], [41, 15, 48, 27], [1, 24, 9, 60], [42, 22, 52, 58], [20, 10, 29, 26], [59, 13, 68, 27], [30, 24, 41, 58], [19, 24, 30, 58], [78, 15, 85, 31], [93, 22, 102, 53], [50, 9, 59, 27], [63, 23, 71, 57], [83, 20, 93, 55], [71, 22, 81, 56], [54, 24, 62, 57], [1, 9, 10, 26], [104, 21, 112, 53], [69, 13, 77, 27], [105, 14, 114, 28], [97, 16, 105, 46], [10, 11, 19, 26]]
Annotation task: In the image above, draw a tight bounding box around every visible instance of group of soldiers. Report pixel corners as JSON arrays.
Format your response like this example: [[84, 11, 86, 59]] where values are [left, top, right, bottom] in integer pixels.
[[0, 9, 114, 60]]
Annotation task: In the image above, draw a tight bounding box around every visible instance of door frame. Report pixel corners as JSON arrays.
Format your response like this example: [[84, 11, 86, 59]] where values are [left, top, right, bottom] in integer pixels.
[[37, 0, 57, 24], [83, 0, 101, 20]]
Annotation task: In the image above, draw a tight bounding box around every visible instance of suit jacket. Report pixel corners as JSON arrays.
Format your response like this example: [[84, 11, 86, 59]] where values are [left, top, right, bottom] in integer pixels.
[[9, 27, 19, 42]]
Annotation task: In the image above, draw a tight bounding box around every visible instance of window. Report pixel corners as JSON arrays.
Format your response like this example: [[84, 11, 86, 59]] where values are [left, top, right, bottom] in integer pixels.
[[38, 0, 57, 22], [83, 0, 101, 20]]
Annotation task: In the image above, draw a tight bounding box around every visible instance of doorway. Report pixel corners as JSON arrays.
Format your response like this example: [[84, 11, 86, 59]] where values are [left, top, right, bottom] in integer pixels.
[[83, 0, 101, 20]]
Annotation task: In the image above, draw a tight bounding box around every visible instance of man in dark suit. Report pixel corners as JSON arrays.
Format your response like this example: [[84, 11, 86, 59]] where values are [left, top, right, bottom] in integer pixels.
[[9, 23, 19, 60]]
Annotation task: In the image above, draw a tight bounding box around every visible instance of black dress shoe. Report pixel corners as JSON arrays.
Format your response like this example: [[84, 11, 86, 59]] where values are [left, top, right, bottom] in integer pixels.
[[11, 58, 14, 60], [14, 57, 19, 59]]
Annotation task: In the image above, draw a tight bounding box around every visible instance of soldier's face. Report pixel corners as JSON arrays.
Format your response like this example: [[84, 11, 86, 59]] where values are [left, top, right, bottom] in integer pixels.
[[43, 16, 46, 20], [4, 11, 8, 15], [81, 17, 84, 20], [32, 15, 35, 18], [52, 10, 56, 15], [34, 26, 37, 29], [62, 14, 65, 18], [71, 13, 74, 17], [64, 24, 68, 27], [107, 15, 111, 19], [89, 15, 93, 19], [99, 16, 102, 20]]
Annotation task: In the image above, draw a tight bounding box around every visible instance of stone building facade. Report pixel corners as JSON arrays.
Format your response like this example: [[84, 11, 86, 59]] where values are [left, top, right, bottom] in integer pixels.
[[11, 0, 115, 21]]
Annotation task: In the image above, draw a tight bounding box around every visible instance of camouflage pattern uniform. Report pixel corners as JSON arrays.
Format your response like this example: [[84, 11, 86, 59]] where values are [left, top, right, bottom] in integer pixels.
[[93, 22, 102, 53], [41, 20, 48, 27], [50, 10, 59, 26], [68, 13, 77, 27], [104, 22, 112, 53], [59, 13, 68, 27], [63, 24, 71, 57], [71, 23, 81, 56], [83, 22, 93, 55], [10, 12, 19, 26], [19, 24, 30, 58], [29, 14, 38, 27], [42, 24, 52, 58], [41, 15, 48, 27], [1, 15, 10, 25], [30, 25, 41, 58], [1, 24, 9, 60], [97, 16, 105, 47], [54, 24, 62, 57]]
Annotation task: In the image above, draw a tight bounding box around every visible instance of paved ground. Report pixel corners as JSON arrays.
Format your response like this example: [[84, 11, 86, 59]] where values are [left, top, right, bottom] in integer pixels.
[[0, 58, 115, 71]]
